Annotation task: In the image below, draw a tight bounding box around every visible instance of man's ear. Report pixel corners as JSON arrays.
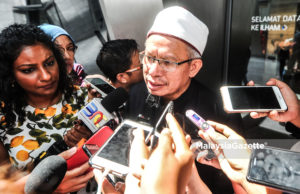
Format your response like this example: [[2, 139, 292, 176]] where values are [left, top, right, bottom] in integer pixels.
[[116, 73, 129, 84], [189, 59, 202, 78]]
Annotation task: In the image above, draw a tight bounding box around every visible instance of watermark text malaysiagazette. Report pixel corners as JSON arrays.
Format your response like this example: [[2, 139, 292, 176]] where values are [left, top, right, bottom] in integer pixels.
[[200, 142, 265, 150]]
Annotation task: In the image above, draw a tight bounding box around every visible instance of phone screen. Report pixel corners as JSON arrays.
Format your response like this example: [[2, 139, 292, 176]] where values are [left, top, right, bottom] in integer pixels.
[[247, 147, 300, 193], [86, 78, 115, 94], [96, 123, 133, 166], [83, 144, 100, 158], [228, 87, 280, 109], [95, 122, 154, 167]]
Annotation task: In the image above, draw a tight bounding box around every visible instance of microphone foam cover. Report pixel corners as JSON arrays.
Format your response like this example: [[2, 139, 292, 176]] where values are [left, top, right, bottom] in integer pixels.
[[101, 87, 129, 113], [25, 155, 67, 194]]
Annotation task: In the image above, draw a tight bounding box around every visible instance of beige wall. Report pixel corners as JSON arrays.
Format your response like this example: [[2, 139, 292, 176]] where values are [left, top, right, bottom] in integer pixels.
[[0, 0, 18, 31]]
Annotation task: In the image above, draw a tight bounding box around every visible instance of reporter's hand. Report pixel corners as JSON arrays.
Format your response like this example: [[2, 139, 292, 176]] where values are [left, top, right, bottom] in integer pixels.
[[140, 113, 194, 194], [197, 121, 272, 194], [58, 146, 77, 160], [186, 162, 212, 194], [125, 127, 150, 194], [64, 120, 92, 147], [94, 127, 149, 194], [197, 121, 250, 184], [248, 78, 300, 127], [56, 148, 94, 193], [86, 83, 102, 100], [54, 162, 93, 193], [84, 74, 108, 100], [93, 169, 124, 194]]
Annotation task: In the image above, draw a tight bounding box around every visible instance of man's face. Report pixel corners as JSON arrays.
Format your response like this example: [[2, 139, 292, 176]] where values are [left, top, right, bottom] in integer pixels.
[[143, 35, 196, 101], [128, 51, 143, 84]]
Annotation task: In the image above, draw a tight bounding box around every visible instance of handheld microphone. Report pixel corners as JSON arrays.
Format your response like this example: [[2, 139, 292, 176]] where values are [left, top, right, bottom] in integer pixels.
[[145, 101, 174, 149], [137, 94, 161, 124], [66, 126, 114, 170], [78, 87, 128, 133], [25, 155, 67, 194], [32, 88, 128, 167]]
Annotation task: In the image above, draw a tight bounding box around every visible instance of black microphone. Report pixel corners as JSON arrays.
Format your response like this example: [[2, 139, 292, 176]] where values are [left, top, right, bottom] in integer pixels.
[[138, 94, 161, 125], [78, 87, 128, 133], [25, 155, 67, 194]]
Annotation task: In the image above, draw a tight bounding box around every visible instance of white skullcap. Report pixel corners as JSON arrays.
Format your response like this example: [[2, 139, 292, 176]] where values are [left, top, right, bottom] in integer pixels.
[[147, 6, 209, 56]]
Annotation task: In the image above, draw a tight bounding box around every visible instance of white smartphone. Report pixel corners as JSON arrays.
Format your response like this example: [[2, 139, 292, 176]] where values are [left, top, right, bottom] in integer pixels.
[[220, 86, 287, 113], [84, 77, 115, 98], [247, 146, 300, 193], [90, 119, 158, 178]]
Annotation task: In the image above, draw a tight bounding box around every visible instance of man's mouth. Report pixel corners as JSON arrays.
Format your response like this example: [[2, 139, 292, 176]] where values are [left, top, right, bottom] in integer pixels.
[[147, 80, 165, 91]]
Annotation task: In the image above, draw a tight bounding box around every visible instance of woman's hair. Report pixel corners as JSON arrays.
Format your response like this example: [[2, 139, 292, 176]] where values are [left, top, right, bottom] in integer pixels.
[[0, 24, 76, 128]]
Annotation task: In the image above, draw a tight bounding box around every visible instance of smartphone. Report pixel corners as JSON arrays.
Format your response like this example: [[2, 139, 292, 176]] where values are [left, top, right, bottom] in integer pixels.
[[247, 146, 300, 193], [90, 120, 158, 178], [66, 126, 114, 170], [220, 86, 287, 113], [84, 77, 115, 97], [185, 110, 216, 160], [82, 144, 100, 158]]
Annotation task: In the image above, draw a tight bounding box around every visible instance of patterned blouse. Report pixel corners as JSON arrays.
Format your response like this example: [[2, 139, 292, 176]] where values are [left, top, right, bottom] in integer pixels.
[[0, 87, 89, 170]]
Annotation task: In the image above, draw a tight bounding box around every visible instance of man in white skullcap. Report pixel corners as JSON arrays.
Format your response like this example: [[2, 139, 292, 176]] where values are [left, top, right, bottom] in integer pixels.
[[141, 6, 208, 101], [126, 6, 243, 193]]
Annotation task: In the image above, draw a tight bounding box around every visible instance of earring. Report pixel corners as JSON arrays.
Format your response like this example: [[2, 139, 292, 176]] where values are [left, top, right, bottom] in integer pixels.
[[11, 82, 15, 88]]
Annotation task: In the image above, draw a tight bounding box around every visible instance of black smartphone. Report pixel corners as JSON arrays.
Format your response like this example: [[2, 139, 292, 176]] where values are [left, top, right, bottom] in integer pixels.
[[84, 77, 115, 97], [247, 146, 300, 193]]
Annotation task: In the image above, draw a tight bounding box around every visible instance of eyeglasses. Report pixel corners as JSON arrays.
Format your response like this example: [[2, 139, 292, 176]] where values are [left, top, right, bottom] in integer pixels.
[[139, 51, 201, 72], [125, 64, 143, 73]]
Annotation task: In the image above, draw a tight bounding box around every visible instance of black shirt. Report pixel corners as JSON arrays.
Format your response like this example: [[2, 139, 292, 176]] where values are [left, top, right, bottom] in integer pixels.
[[127, 79, 243, 134], [286, 122, 300, 138], [126, 79, 244, 194]]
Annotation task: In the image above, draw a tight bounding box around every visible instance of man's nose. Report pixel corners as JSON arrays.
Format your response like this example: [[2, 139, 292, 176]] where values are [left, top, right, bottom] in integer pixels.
[[147, 60, 163, 75]]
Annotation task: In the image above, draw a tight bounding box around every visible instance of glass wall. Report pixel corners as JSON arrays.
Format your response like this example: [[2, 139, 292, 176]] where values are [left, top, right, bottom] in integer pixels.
[[246, 0, 300, 94]]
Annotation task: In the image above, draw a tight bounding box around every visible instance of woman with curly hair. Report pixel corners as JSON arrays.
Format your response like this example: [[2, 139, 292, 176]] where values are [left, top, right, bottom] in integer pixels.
[[0, 24, 93, 193]]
